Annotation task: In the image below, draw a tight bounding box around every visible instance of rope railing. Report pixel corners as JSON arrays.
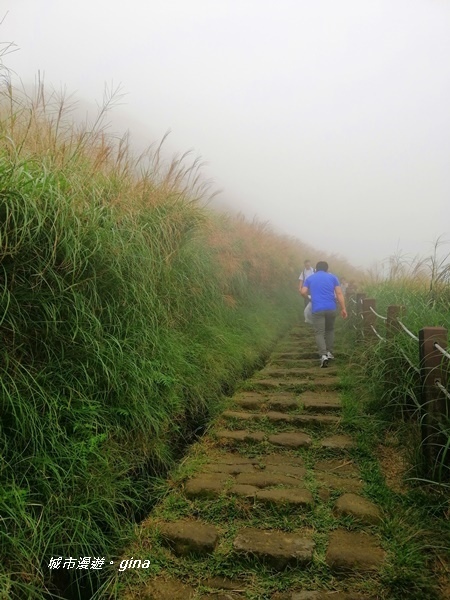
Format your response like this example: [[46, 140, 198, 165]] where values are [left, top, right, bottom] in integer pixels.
[[369, 306, 387, 320], [434, 342, 450, 361], [435, 380, 450, 401], [398, 347, 420, 374], [370, 325, 386, 342], [397, 319, 420, 341]]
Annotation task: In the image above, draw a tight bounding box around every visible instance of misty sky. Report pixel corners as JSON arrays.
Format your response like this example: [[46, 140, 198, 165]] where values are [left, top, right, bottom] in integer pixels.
[[2, 0, 450, 269]]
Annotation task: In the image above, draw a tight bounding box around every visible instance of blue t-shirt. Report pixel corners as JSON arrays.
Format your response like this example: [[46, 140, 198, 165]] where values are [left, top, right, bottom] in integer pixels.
[[303, 271, 340, 313]]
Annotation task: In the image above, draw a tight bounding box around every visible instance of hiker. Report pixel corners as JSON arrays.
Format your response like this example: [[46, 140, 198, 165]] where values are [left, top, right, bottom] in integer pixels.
[[298, 259, 315, 308], [340, 277, 349, 296], [300, 261, 347, 368]]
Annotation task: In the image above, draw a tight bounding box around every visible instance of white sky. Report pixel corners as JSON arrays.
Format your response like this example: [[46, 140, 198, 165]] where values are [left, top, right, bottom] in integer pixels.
[[2, 0, 450, 269]]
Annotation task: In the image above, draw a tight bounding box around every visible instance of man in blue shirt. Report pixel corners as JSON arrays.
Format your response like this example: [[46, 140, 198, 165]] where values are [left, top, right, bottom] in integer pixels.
[[300, 261, 347, 367]]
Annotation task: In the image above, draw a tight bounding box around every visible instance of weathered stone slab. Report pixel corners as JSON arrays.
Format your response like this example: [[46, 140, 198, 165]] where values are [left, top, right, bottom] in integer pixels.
[[315, 472, 363, 493], [267, 398, 300, 411], [300, 392, 342, 412], [273, 591, 368, 600], [215, 453, 260, 465], [320, 434, 354, 450], [263, 463, 307, 478], [265, 411, 294, 423], [292, 368, 339, 378], [229, 484, 259, 497], [326, 529, 385, 571], [261, 368, 324, 379], [334, 493, 382, 525], [234, 393, 266, 410], [262, 411, 340, 427], [314, 459, 360, 478], [291, 414, 340, 427], [308, 377, 341, 388], [204, 576, 245, 591], [235, 472, 300, 488], [233, 527, 315, 569], [263, 453, 305, 467], [268, 432, 312, 448], [250, 378, 335, 391], [222, 410, 259, 421], [202, 595, 245, 600], [269, 359, 318, 369], [141, 577, 196, 599], [205, 462, 256, 475], [158, 520, 219, 556], [234, 391, 267, 401], [184, 473, 229, 499], [255, 487, 314, 507], [249, 379, 291, 389], [216, 430, 265, 443]]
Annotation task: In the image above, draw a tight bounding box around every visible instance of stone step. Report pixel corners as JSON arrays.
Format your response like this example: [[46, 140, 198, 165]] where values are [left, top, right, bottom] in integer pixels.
[[254, 487, 314, 508], [229, 484, 314, 508], [300, 392, 342, 412], [273, 592, 370, 600], [221, 410, 340, 427], [325, 529, 385, 571], [234, 391, 267, 410], [215, 428, 313, 449], [233, 527, 315, 569], [140, 577, 197, 599], [334, 493, 382, 525], [266, 397, 301, 411], [215, 429, 266, 443], [231, 391, 342, 414], [158, 520, 219, 556], [184, 473, 230, 499], [260, 367, 338, 378], [268, 431, 313, 448], [268, 358, 319, 368], [235, 471, 305, 487], [247, 377, 341, 392]]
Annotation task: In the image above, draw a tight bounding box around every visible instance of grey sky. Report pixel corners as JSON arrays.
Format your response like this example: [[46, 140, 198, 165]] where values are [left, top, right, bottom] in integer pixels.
[[2, 0, 450, 269]]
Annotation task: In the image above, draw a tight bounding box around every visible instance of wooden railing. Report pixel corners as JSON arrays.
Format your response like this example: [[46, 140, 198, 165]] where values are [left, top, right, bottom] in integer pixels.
[[347, 292, 450, 481]]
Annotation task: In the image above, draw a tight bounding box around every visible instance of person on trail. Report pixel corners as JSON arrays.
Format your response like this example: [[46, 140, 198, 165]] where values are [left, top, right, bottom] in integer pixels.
[[340, 277, 349, 296], [298, 260, 315, 308], [300, 261, 347, 368]]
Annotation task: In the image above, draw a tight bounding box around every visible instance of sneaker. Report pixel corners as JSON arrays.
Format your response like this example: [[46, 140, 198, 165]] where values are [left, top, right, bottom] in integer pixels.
[[326, 351, 335, 360], [320, 355, 329, 368]]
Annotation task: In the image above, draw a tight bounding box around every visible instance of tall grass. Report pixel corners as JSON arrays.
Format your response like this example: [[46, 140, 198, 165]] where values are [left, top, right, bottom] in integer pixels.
[[351, 250, 450, 486], [0, 81, 363, 598]]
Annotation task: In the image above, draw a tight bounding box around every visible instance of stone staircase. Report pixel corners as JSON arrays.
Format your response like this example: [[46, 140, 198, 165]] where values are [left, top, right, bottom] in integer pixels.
[[121, 326, 386, 599]]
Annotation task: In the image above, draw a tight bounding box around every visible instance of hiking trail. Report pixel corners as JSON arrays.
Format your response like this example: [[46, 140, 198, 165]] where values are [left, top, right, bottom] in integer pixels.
[[120, 324, 388, 599]]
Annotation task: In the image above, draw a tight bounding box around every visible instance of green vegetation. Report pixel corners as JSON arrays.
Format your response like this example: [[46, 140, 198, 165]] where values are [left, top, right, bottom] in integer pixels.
[[116, 324, 449, 600], [0, 83, 359, 599], [354, 266, 450, 485], [341, 273, 450, 598]]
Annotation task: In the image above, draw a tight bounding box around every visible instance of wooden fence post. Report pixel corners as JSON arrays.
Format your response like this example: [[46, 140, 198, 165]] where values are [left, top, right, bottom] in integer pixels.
[[386, 305, 404, 338], [418, 326, 449, 479], [362, 298, 377, 339]]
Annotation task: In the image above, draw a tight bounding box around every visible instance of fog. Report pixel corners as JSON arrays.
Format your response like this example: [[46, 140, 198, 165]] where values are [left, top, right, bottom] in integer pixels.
[[2, 0, 450, 269]]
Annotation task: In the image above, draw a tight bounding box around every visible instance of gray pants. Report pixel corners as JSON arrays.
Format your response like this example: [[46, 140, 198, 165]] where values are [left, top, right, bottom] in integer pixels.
[[311, 310, 337, 356]]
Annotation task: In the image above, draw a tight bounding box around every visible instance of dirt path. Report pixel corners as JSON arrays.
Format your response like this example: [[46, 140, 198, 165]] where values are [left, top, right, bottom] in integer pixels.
[[119, 325, 387, 599]]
